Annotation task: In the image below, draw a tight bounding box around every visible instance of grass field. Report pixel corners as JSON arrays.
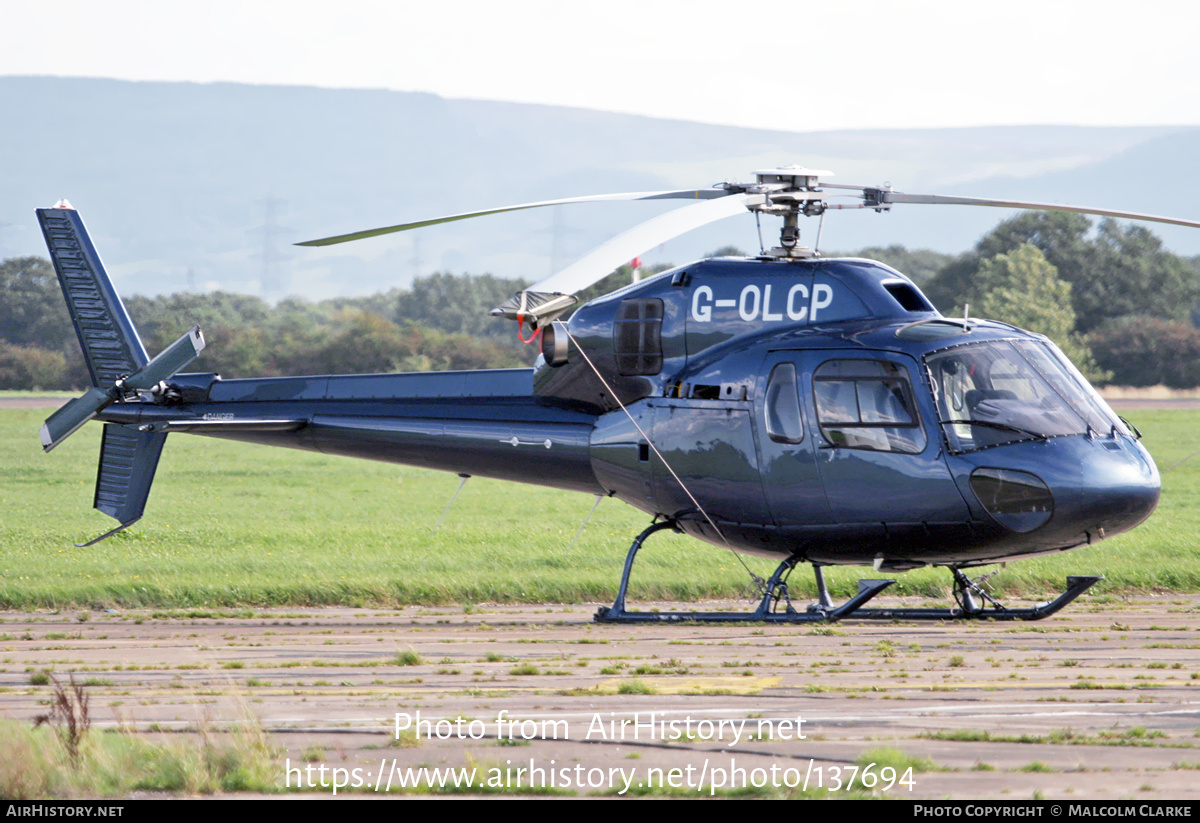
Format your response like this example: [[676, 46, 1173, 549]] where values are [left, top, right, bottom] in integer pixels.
[[2, 404, 1200, 609]]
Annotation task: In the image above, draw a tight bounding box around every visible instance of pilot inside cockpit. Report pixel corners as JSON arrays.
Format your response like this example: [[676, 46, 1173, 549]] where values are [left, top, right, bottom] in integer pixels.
[[927, 341, 1101, 451]]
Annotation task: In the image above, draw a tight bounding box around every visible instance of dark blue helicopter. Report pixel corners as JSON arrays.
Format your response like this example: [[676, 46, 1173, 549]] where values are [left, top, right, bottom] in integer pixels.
[[37, 167, 1198, 623]]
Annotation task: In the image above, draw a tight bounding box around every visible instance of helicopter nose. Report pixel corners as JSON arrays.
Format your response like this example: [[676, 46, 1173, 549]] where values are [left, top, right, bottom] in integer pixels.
[[1063, 438, 1160, 541], [966, 437, 1159, 544]]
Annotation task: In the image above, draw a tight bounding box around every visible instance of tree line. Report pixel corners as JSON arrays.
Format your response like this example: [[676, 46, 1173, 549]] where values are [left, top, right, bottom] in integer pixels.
[[0, 268, 537, 389], [2, 213, 1200, 390], [909, 213, 1200, 386]]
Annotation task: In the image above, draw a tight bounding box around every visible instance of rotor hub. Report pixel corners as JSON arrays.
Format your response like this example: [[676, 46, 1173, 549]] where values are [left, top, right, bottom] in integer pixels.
[[738, 166, 832, 258], [752, 165, 832, 190]]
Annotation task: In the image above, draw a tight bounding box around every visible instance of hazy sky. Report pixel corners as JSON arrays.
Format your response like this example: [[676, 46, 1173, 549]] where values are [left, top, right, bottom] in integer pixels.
[[4, 0, 1197, 132]]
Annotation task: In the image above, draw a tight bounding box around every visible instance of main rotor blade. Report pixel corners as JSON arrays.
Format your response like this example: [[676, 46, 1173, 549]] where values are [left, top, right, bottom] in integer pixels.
[[820, 183, 1200, 230], [491, 192, 765, 321], [532, 193, 765, 295], [295, 188, 730, 247]]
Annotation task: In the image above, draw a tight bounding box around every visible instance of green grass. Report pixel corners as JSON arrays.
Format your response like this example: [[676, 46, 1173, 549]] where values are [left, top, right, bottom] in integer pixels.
[[3, 405, 1200, 608], [0, 719, 279, 798], [0, 391, 73, 398], [617, 679, 656, 694], [856, 746, 937, 774], [922, 727, 1184, 748], [1019, 761, 1055, 773]]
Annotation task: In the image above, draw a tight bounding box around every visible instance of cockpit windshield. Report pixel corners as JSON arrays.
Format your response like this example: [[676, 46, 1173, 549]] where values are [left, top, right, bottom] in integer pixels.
[[925, 340, 1127, 453]]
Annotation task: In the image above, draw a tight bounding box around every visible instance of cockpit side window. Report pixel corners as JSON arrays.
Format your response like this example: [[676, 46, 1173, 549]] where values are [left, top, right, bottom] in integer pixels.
[[765, 362, 804, 444], [812, 359, 925, 453]]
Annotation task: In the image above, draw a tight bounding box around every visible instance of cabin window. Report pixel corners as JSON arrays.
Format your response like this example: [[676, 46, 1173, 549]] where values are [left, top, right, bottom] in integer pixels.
[[613, 298, 664, 376], [813, 359, 925, 453], [765, 363, 804, 444]]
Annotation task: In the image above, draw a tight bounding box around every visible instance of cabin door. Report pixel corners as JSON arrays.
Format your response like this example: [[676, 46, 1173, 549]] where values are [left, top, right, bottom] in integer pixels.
[[800, 350, 970, 528], [756, 352, 834, 527]]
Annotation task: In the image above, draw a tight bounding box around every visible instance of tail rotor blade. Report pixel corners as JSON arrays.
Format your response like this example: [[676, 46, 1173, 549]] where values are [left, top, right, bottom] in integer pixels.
[[121, 326, 205, 391], [40, 326, 204, 453], [40, 387, 114, 452]]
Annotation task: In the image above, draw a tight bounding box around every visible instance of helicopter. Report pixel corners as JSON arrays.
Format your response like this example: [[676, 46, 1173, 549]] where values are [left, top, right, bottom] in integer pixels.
[[36, 166, 1200, 623]]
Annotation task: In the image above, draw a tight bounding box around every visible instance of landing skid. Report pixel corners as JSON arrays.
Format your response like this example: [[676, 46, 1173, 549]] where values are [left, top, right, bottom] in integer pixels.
[[850, 571, 1104, 622], [593, 521, 1102, 624], [595, 521, 894, 624]]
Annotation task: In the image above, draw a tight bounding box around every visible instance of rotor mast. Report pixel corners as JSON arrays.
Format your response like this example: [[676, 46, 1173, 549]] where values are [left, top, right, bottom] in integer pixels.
[[741, 166, 832, 259]]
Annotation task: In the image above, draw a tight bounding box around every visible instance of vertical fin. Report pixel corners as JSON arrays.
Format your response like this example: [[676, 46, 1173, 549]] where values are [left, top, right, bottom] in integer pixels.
[[37, 204, 168, 544], [84, 424, 167, 545], [37, 206, 148, 387]]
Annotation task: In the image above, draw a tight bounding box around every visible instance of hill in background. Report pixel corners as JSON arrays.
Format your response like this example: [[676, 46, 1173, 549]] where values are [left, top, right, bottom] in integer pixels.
[[0, 76, 1195, 300]]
